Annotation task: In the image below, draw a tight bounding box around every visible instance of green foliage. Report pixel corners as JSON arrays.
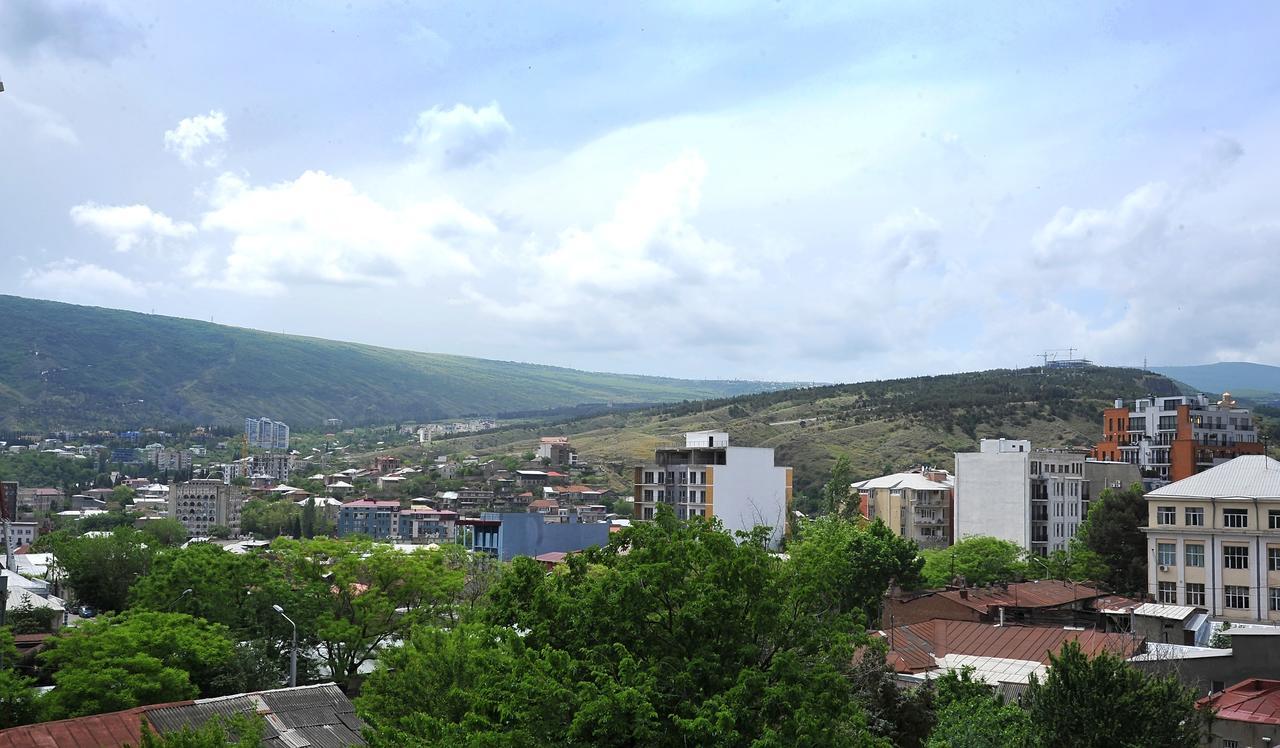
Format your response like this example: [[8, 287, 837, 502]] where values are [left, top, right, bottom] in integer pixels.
[[241, 498, 300, 538], [134, 714, 266, 748], [0, 667, 40, 729], [6, 597, 60, 634], [823, 454, 854, 516], [788, 515, 923, 626], [271, 537, 464, 691], [359, 512, 917, 746], [39, 611, 241, 718], [0, 452, 97, 497], [112, 484, 137, 505], [141, 518, 189, 546], [0, 294, 784, 430], [207, 524, 232, 539], [49, 527, 154, 612], [1031, 541, 1110, 583], [920, 536, 1027, 588], [1076, 484, 1147, 593], [924, 668, 1032, 747], [1022, 641, 1211, 747], [1209, 620, 1232, 649]]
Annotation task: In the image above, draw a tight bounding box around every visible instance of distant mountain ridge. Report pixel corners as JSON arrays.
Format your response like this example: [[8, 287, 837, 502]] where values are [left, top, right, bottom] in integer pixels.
[[0, 295, 796, 430], [1152, 362, 1280, 400]]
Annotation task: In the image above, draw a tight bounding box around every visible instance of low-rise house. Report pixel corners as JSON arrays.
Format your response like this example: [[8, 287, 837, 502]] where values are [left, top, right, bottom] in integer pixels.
[[878, 618, 1141, 694], [4, 521, 39, 549], [17, 487, 64, 514], [1197, 678, 1280, 747], [0, 682, 363, 747], [377, 475, 406, 491], [1132, 625, 1280, 696], [884, 580, 1107, 629], [1095, 599, 1211, 646], [398, 507, 458, 542], [516, 470, 549, 488]]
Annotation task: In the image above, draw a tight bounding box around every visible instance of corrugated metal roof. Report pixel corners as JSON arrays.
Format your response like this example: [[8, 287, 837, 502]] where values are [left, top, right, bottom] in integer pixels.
[[0, 702, 190, 747], [1147, 455, 1280, 499], [1131, 603, 1199, 621], [1198, 679, 1280, 724], [853, 471, 954, 491], [930, 580, 1104, 613], [879, 619, 1141, 674]]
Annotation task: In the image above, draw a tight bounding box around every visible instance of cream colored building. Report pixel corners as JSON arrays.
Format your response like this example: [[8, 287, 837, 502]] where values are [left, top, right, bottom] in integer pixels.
[[852, 467, 953, 548], [1144, 455, 1280, 623]]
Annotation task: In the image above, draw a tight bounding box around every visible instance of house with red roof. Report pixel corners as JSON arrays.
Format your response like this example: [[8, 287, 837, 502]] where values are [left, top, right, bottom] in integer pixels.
[[1198, 678, 1280, 747]]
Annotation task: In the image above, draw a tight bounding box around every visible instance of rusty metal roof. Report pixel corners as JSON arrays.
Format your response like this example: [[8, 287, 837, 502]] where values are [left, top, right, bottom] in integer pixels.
[[936, 580, 1105, 613], [1199, 679, 1280, 724], [878, 619, 1142, 673], [0, 684, 363, 748]]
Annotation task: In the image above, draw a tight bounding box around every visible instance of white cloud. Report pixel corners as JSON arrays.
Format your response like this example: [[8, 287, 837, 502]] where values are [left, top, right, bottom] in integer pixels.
[[23, 259, 145, 298], [69, 202, 196, 252], [402, 103, 513, 169], [163, 110, 229, 166], [871, 208, 942, 277], [3, 95, 79, 145], [199, 170, 492, 294]]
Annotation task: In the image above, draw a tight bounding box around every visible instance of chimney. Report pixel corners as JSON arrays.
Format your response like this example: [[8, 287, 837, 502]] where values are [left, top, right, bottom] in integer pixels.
[[959, 589, 969, 600], [998, 607, 1005, 627]]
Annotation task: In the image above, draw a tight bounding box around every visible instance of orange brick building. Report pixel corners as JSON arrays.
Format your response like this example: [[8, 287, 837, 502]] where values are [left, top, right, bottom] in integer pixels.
[[1092, 393, 1263, 484]]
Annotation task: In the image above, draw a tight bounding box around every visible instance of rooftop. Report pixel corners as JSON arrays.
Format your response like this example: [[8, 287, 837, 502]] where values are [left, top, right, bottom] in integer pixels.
[[1147, 455, 1280, 500], [1198, 679, 1280, 725], [898, 580, 1104, 614], [852, 469, 954, 491]]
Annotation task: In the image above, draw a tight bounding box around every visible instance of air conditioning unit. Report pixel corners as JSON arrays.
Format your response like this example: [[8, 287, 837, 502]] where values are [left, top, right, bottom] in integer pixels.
[[1158, 564, 1169, 572]]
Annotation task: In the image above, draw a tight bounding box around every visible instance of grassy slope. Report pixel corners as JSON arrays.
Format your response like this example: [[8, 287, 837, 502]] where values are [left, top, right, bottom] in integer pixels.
[[0, 295, 793, 430], [438, 367, 1182, 494]]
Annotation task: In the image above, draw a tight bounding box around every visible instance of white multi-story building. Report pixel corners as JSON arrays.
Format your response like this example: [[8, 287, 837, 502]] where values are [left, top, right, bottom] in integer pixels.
[[170, 479, 246, 536], [223, 454, 295, 484], [955, 439, 1091, 556], [1144, 455, 1280, 623], [632, 431, 792, 549]]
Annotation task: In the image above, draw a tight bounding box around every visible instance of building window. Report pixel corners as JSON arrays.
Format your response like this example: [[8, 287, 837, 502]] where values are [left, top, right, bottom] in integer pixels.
[[1157, 582, 1177, 604], [1186, 583, 1206, 606], [1271, 509, 1280, 530], [1185, 544, 1204, 567], [1223, 509, 1249, 528], [1225, 586, 1250, 609], [1156, 506, 1175, 525], [1224, 546, 1250, 569], [1272, 548, 1280, 572], [1271, 588, 1280, 612], [1157, 543, 1176, 566], [1185, 507, 1204, 527], [1223, 740, 1239, 748]]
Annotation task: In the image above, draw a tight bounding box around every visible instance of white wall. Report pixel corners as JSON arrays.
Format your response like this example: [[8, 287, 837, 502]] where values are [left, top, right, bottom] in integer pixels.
[[955, 449, 1030, 548], [714, 447, 789, 549]]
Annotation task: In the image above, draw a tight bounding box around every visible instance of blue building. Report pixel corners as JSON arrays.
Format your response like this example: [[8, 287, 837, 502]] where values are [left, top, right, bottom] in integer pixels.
[[336, 500, 400, 539], [459, 512, 609, 561]]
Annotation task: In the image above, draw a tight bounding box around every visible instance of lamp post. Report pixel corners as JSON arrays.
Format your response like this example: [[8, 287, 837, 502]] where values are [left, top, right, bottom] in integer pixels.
[[272, 604, 297, 687]]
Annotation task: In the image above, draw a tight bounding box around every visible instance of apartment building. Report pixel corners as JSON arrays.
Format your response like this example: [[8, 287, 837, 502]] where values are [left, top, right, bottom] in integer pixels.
[[244, 417, 290, 451], [853, 467, 954, 548], [536, 437, 578, 467], [1144, 455, 1280, 623], [170, 479, 246, 536], [632, 430, 793, 549], [955, 439, 1138, 556], [1092, 393, 1262, 485], [223, 454, 295, 484]]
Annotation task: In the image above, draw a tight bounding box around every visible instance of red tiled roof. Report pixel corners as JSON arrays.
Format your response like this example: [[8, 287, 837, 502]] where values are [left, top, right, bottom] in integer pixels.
[[529, 499, 559, 509], [877, 619, 1141, 673], [534, 551, 569, 564], [1199, 679, 1280, 724]]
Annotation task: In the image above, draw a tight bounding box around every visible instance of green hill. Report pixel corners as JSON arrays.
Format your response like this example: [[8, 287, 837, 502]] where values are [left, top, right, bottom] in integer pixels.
[[1152, 362, 1280, 400], [0, 295, 796, 430], [436, 366, 1183, 497]]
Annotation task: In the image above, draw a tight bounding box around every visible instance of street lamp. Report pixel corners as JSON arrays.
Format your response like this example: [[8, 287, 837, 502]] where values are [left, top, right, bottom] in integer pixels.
[[272, 604, 297, 688]]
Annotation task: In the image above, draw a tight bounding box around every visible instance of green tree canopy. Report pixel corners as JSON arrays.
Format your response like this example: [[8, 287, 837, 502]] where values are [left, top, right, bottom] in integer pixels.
[[38, 611, 241, 719], [920, 535, 1027, 588], [141, 518, 190, 546], [823, 454, 855, 516], [49, 527, 154, 612], [1022, 641, 1211, 747], [241, 499, 300, 538], [1075, 483, 1147, 593], [924, 668, 1032, 747]]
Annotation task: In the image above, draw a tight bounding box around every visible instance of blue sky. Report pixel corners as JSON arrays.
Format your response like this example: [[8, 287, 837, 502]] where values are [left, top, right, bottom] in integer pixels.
[[2, 1, 1278, 382]]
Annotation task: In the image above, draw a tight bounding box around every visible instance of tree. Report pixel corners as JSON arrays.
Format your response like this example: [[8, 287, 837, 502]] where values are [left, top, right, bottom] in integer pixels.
[[1076, 483, 1147, 593], [920, 536, 1027, 588], [207, 524, 232, 539], [50, 527, 154, 612], [1023, 641, 1211, 747], [111, 484, 137, 507], [39, 612, 242, 718], [270, 537, 463, 691], [141, 518, 189, 546], [823, 454, 854, 516], [300, 498, 316, 539], [0, 629, 39, 729], [924, 668, 1032, 747], [361, 510, 893, 746], [787, 515, 923, 627], [241, 499, 299, 538], [6, 597, 60, 634]]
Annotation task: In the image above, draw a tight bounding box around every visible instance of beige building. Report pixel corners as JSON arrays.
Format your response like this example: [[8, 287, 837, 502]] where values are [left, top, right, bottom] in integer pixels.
[[852, 467, 953, 548], [170, 479, 246, 537], [1144, 455, 1280, 623]]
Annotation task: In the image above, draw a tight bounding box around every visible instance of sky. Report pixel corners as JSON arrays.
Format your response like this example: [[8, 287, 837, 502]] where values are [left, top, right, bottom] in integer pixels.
[[2, 1, 1279, 384]]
